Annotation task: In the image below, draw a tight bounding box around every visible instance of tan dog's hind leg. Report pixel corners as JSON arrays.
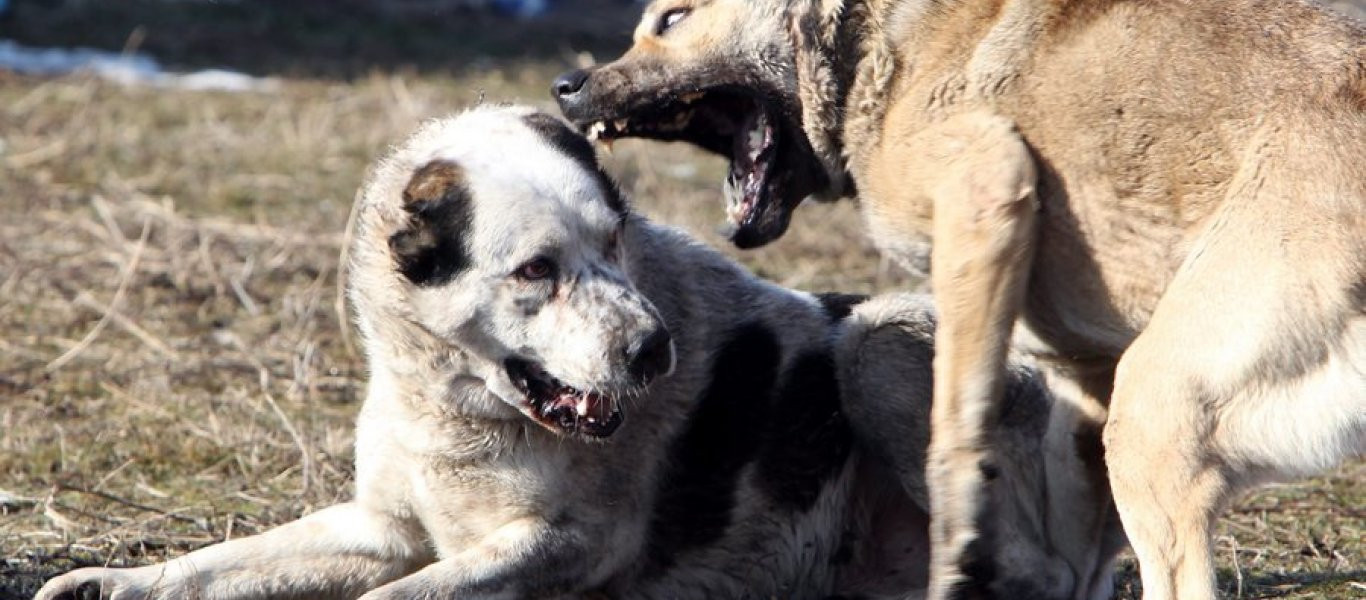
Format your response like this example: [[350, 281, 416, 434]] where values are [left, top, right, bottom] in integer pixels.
[[866, 110, 1039, 599], [1105, 119, 1366, 600]]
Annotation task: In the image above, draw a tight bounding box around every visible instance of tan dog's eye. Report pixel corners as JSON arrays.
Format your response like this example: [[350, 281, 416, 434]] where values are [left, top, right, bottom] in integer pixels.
[[515, 257, 556, 281], [656, 8, 691, 35]]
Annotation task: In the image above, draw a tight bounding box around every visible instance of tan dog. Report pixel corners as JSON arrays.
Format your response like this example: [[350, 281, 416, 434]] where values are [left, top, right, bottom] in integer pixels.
[[553, 1, 1366, 598]]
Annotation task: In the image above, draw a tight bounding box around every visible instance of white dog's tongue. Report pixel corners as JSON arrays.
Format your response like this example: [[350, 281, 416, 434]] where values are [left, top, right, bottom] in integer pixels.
[[581, 393, 613, 422], [556, 389, 612, 421]]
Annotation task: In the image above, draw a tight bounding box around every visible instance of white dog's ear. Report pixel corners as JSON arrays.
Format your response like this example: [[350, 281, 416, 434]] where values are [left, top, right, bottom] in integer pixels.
[[389, 160, 475, 286]]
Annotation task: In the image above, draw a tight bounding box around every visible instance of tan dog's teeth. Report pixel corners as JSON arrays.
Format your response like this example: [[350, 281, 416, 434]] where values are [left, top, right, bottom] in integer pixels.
[[679, 91, 704, 103], [613, 119, 628, 132], [585, 121, 607, 141]]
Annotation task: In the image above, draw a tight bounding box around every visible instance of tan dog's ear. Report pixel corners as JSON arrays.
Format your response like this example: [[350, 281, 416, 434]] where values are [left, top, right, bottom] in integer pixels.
[[390, 160, 474, 285]]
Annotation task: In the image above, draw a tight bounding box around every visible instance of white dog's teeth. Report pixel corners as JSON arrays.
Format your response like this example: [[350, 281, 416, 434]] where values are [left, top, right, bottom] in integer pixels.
[[613, 119, 628, 132], [576, 397, 590, 416]]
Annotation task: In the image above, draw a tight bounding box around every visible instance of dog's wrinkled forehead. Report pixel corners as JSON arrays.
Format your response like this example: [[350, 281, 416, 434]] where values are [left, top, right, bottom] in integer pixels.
[[387, 107, 626, 286]]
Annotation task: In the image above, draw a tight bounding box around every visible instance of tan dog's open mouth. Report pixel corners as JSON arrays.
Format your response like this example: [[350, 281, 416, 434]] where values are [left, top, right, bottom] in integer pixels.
[[504, 358, 623, 438], [571, 86, 821, 249]]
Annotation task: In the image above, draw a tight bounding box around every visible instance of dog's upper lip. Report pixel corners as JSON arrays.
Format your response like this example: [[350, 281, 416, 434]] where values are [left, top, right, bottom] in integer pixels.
[[570, 86, 766, 139]]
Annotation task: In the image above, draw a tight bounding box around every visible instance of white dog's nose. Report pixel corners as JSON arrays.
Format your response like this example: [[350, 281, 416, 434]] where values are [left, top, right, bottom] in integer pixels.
[[627, 326, 673, 385]]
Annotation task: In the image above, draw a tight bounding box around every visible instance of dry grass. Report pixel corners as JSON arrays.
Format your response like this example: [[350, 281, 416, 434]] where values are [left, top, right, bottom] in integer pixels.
[[0, 3, 1361, 599]]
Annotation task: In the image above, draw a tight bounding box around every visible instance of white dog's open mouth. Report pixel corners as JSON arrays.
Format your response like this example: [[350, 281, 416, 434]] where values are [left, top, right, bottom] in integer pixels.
[[504, 358, 623, 438]]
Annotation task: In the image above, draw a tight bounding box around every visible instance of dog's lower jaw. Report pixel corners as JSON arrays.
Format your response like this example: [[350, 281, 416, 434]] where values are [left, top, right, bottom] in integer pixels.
[[722, 180, 798, 249]]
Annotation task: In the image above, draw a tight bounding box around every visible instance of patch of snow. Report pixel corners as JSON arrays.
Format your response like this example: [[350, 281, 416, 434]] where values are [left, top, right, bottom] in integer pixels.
[[0, 39, 278, 93]]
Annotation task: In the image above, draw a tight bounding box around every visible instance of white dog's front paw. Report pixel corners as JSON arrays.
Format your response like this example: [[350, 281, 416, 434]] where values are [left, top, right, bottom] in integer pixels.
[[34, 567, 152, 600]]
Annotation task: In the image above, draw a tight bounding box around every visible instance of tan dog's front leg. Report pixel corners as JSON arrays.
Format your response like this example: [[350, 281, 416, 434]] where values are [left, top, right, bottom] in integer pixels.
[[927, 112, 1037, 600], [869, 111, 1039, 599]]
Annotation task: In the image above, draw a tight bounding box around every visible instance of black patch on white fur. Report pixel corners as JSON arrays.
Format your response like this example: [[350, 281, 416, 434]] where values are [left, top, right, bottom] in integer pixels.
[[949, 539, 1057, 600], [757, 349, 852, 511], [390, 160, 474, 286], [646, 322, 780, 566], [946, 536, 998, 600], [814, 292, 868, 322], [514, 296, 544, 317], [521, 112, 628, 215]]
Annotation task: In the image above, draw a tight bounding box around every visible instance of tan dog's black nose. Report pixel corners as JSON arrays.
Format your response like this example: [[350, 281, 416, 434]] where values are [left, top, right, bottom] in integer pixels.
[[552, 69, 592, 116], [627, 327, 673, 385], [552, 69, 589, 97]]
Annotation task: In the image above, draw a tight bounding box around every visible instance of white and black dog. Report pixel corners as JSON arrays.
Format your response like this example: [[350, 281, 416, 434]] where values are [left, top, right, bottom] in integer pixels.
[[36, 106, 1103, 600]]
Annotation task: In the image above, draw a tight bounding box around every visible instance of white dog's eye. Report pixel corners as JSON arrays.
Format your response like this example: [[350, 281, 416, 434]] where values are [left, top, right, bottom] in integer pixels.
[[515, 257, 556, 281], [656, 7, 690, 35]]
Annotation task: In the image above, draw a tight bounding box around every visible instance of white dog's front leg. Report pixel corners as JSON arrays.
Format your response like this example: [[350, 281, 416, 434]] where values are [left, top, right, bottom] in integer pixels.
[[35, 502, 432, 600], [359, 518, 601, 600]]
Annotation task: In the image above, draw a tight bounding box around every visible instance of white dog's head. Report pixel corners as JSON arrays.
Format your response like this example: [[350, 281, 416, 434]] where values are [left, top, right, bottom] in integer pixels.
[[351, 106, 674, 439]]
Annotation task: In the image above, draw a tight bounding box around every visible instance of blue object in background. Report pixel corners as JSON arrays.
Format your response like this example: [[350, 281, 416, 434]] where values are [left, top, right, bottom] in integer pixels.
[[491, 0, 550, 18]]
